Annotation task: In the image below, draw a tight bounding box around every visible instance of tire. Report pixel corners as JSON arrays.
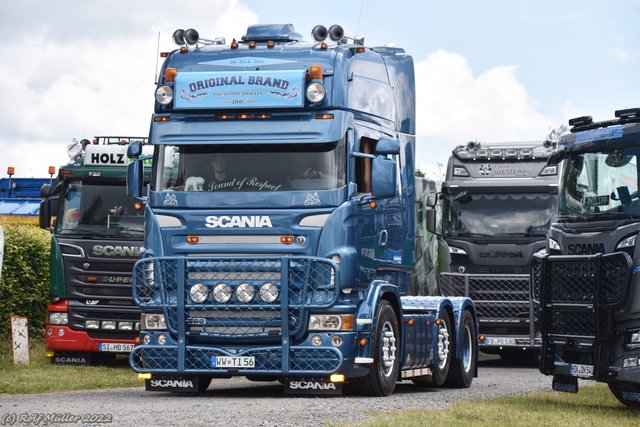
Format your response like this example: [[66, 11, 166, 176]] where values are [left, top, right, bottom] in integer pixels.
[[608, 382, 640, 409], [430, 310, 452, 385], [444, 310, 476, 388], [351, 300, 400, 396]]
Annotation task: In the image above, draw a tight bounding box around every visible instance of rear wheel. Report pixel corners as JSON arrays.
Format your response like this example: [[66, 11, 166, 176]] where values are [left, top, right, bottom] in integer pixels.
[[431, 311, 452, 385], [608, 382, 640, 409], [351, 300, 400, 396], [444, 310, 476, 388]]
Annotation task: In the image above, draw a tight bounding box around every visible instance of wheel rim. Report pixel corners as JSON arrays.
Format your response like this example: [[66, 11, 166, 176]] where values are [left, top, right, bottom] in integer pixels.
[[461, 324, 473, 372], [380, 320, 397, 377], [437, 320, 450, 369]]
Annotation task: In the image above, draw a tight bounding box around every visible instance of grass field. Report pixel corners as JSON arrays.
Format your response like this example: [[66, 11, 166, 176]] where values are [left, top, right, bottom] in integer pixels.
[[2, 337, 638, 426]]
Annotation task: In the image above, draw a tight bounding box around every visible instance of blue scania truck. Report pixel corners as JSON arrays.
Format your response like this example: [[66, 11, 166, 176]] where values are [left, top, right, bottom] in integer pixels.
[[127, 24, 478, 395], [532, 108, 640, 408]]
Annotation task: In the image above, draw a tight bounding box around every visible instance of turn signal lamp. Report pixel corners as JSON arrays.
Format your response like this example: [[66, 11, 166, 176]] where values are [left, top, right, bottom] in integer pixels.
[[435, 318, 443, 326], [87, 276, 98, 283], [359, 338, 368, 347], [186, 236, 199, 244], [309, 65, 323, 80], [368, 201, 377, 209], [407, 318, 415, 326], [134, 202, 143, 210], [280, 236, 294, 244]]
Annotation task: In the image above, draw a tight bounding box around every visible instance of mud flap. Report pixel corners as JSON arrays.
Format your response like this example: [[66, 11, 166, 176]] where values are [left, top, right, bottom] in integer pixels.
[[552, 375, 578, 393], [145, 375, 201, 392], [284, 377, 342, 395]]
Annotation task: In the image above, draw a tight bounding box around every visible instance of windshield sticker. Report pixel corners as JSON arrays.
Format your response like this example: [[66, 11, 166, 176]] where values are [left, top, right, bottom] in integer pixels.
[[584, 195, 610, 207]]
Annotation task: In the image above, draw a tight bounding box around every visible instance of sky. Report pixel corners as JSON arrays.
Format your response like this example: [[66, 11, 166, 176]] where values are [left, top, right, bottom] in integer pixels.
[[0, 0, 638, 179]]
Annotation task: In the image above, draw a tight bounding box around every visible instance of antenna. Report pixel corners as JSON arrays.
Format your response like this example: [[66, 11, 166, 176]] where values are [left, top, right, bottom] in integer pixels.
[[154, 31, 160, 85]]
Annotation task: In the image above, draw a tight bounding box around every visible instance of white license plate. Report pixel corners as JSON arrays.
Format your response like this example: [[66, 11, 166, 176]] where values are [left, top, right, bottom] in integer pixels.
[[484, 337, 517, 346], [212, 356, 255, 369], [99, 343, 134, 352], [569, 363, 594, 378]]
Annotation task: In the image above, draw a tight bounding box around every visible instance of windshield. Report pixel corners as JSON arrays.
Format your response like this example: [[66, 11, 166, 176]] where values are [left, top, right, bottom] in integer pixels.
[[558, 148, 640, 221], [56, 181, 145, 237], [442, 192, 557, 237], [157, 139, 347, 192]]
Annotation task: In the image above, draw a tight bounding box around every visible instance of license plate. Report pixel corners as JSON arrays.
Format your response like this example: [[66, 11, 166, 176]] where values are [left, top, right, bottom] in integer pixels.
[[99, 343, 135, 352], [212, 356, 255, 368], [483, 337, 516, 346], [569, 363, 594, 378]]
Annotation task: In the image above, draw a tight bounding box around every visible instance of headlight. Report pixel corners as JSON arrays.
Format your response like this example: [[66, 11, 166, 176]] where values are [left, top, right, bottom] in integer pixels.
[[189, 283, 209, 303], [305, 82, 326, 103], [156, 85, 174, 105], [49, 312, 68, 325], [142, 313, 166, 330], [236, 283, 255, 303], [213, 283, 232, 303], [548, 238, 560, 251], [259, 282, 279, 303], [617, 234, 637, 249], [308, 314, 354, 331]]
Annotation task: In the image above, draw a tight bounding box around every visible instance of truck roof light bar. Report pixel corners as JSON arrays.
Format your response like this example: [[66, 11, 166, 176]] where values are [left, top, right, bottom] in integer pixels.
[[568, 115, 592, 127], [615, 108, 640, 119]]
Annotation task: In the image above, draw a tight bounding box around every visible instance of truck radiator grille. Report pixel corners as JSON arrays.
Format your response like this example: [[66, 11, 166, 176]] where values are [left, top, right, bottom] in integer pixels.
[[439, 273, 530, 322], [133, 256, 339, 340], [130, 345, 341, 373], [531, 252, 632, 339]]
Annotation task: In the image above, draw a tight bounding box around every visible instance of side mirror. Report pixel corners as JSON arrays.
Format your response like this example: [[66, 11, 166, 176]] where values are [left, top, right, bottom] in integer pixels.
[[38, 199, 51, 230], [426, 192, 438, 208], [371, 155, 397, 199], [426, 209, 436, 234], [40, 184, 51, 198], [127, 161, 143, 199], [375, 137, 400, 155], [127, 140, 143, 158]]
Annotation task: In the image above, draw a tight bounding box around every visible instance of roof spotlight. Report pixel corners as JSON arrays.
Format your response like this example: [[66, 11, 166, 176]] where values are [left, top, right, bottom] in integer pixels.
[[172, 29, 185, 45], [328, 25, 344, 42], [311, 25, 328, 42]]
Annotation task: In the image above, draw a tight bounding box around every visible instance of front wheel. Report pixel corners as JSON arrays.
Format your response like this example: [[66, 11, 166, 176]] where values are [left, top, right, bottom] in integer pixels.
[[351, 300, 400, 396], [608, 382, 640, 409], [444, 310, 477, 388]]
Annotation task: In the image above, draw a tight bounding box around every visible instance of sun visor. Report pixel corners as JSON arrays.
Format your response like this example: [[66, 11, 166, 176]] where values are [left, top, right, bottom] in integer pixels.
[[151, 110, 351, 146]]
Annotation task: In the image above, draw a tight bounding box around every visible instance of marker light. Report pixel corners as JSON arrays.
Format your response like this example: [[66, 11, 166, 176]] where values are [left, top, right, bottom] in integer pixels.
[[309, 65, 323, 80], [280, 236, 294, 244], [186, 236, 199, 244], [165, 68, 178, 83]]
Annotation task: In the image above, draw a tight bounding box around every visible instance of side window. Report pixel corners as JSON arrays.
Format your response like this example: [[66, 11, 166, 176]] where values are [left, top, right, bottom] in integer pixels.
[[355, 137, 375, 194]]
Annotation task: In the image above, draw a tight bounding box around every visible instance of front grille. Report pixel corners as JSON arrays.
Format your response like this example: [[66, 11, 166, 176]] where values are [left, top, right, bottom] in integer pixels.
[[131, 345, 341, 373], [133, 256, 339, 341], [439, 273, 530, 322], [532, 252, 632, 339]]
